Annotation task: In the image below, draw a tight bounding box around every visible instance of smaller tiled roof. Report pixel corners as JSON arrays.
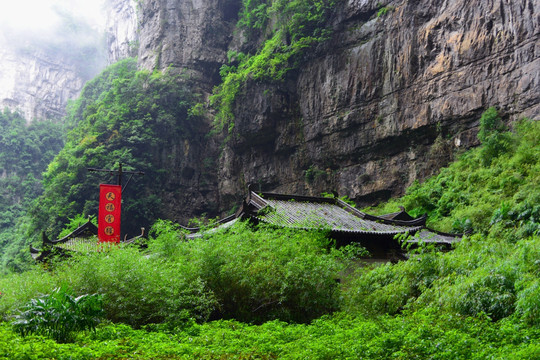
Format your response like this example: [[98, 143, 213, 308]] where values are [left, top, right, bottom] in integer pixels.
[[43, 220, 98, 246], [31, 219, 145, 262], [407, 228, 461, 245]]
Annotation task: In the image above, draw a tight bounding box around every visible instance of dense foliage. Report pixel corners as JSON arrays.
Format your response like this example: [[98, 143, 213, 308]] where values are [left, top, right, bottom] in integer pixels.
[[12, 285, 103, 343], [370, 114, 539, 235], [0, 110, 64, 271], [208, 0, 340, 133], [0, 112, 538, 358], [0, 223, 343, 327], [0, 312, 538, 359], [28, 58, 200, 244]]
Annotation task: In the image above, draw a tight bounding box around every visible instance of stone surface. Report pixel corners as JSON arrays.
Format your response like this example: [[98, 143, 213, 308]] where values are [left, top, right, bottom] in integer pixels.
[[137, 0, 240, 94], [0, 44, 84, 122], [0, 0, 133, 122], [132, 0, 539, 219], [216, 0, 540, 209], [106, 0, 139, 64]]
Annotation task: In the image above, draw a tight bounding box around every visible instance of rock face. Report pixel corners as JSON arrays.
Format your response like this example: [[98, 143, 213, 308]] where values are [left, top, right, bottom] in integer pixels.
[[137, 0, 239, 93], [0, 0, 130, 122], [217, 0, 540, 207], [137, 0, 539, 217], [0, 44, 85, 122], [106, 0, 139, 64]]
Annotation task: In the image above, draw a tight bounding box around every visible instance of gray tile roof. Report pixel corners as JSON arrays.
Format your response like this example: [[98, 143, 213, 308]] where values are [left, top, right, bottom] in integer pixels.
[[408, 229, 461, 245], [257, 198, 423, 235]]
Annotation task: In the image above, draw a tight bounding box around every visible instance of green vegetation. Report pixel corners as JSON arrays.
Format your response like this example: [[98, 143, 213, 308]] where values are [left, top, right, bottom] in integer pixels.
[[0, 223, 343, 327], [27, 58, 200, 247], [368, 114, 538, 235], [0, 110, 537, 358], [304, 164, 327, 183], [0, 58, 202, 273], [12, 286, 103, 343], [209, 0, 339, 134], [0, 109, 64, 272], [376, 4, 395, 18]]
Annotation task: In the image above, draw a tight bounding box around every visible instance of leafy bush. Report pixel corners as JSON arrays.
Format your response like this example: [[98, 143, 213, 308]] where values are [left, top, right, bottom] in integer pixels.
[[0, 267, 58, 320], [11, 285, 103, 343], [0, 221, 342, 327], [451, 266, 517, 321], [477, 107, 513, 165], [149, 220, 343, 323], [516, 278, 540, 326], [59, 246, 216, 327]]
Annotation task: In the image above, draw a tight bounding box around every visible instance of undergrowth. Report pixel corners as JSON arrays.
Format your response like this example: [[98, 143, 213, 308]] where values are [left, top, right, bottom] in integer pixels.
[[0, 112, 538, 358], [367, 113, 539, 235]]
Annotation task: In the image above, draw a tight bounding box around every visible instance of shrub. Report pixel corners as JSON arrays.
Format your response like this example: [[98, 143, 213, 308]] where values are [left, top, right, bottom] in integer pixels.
[[149, 220, 343, 323], [516, 277, 540, 325], [60, 246, 216, 327], [11, 285, 103, 343], [451, 267, 517, 321], [477, 107, 513, 165]]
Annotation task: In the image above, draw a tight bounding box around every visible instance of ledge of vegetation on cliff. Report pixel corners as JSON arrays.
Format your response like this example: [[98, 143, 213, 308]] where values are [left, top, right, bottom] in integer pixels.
[[206, 0, 340, 135]]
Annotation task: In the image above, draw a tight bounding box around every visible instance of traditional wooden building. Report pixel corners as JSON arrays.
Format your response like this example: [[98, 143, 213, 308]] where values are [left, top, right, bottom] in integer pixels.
[[32, 191, 461, 262], [30, 218, 145, 263], [184, 190, 461, 260]]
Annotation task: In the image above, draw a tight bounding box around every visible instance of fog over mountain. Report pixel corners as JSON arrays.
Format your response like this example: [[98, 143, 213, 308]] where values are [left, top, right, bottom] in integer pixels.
[[0, 0, 105, 41], [0, 0, 108, 121]]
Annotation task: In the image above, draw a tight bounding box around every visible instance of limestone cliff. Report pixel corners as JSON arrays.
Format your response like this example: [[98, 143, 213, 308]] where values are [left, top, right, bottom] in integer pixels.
[[134, 0, 538, 218], [132, 0, 539, 218], [106, 0, 139, 64], [137, 0, 239, 94], [0, 43, 86, 122], [0, 1, 121, 122], [219, 0, 540, 207]]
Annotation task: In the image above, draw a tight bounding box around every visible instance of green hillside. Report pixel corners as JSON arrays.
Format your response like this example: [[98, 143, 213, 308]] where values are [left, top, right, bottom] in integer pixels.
[[0, 110, 64, 272], [0, 114, 538, 358], [0, 58, 204, 273]]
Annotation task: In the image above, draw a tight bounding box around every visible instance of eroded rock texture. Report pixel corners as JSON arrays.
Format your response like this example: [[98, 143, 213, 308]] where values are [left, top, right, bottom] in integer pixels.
[[218, 0, 539, 208], [106, 0, 139, 64], [137, 0, 239, 94], [135, 0, 539, 218], [0, 45, 85, 122]]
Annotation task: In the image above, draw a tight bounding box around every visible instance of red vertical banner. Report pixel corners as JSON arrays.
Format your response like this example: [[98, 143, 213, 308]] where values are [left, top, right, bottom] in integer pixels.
[[98, 184, 122, 243]]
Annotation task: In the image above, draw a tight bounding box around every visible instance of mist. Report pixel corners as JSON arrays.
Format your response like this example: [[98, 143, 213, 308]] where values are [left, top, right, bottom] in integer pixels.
[[0, 0, 108, 79], [0, 0, 105, 36]]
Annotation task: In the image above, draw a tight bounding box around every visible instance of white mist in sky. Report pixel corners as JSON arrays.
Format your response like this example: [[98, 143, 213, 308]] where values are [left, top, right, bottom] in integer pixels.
[[0, 0, 109, 121], [0, 0, 106, 35]]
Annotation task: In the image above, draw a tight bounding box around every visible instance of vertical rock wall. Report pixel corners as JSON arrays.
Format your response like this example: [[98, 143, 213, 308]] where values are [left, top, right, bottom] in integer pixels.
[[0, 45, 84, 122], [106, 0, 139, 64], [217, 0, 539, 207], [137, 0, 239, 94], [133, 0, 539, 217]]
